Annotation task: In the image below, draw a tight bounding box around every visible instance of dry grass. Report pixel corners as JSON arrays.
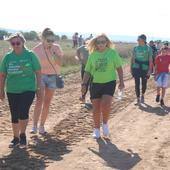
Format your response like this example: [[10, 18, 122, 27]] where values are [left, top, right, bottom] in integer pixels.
[[0, 40, 135, 72], [115, 42, 136, 58]]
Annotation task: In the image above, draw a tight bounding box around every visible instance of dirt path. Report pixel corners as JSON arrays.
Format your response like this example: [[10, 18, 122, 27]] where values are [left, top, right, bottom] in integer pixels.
[[1, 70, 170, 170]]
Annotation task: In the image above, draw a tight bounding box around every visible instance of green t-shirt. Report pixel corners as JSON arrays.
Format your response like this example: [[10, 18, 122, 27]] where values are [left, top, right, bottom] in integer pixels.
[[85, 48, 122, 83], [0, 48, 41, 93], [132, 45, 152, 71]]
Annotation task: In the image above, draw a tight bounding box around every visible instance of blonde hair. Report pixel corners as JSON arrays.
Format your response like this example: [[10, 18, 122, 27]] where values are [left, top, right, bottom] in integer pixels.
[[88, 33, 114, 53]]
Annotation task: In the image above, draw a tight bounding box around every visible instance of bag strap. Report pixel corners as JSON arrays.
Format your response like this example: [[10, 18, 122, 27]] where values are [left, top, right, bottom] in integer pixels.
[[43, 45, 57, 74]]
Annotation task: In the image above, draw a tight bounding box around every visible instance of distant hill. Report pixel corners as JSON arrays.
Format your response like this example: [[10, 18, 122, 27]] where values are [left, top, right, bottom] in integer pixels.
[[1, 27, 170, 43], [0, 28, 18, 33]]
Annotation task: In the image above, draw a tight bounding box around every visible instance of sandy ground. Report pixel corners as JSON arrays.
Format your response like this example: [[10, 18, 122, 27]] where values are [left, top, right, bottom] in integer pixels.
[[1, 70, 170, 170]]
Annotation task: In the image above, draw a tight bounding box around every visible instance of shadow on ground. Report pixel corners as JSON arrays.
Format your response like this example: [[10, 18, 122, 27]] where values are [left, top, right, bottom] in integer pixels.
[[0, 133, 71, 170], [89, 138, 141, 170], [139, 103, 170, 116]]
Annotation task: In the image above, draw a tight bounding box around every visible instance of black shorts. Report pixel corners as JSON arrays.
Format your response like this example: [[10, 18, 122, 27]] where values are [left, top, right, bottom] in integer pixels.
[[7, 91, 35, 123], [90, 81, 116, 99]]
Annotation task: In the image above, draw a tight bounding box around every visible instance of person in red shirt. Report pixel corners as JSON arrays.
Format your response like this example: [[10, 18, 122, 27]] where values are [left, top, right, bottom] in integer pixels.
[[154, 47, 170, 106]]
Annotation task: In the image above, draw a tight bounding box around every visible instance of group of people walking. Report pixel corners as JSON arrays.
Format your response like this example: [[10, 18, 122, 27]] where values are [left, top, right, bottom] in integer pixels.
[[0, 29, 170, 148], [0, 28, 64, 148], [72, 32, 93, 48], [131, 35, 170, 106]]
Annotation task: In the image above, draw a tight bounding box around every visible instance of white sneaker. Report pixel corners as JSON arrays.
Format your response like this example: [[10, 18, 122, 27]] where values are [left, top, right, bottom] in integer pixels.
[[39, 126, 47, 135], [92, 128, 101, 139], [30, 127, 37, 134], [102, 124, 109, 137]]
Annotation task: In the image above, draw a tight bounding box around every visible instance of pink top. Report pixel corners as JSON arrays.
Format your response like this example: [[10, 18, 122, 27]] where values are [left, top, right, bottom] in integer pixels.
[[33, 43, 64, 75]]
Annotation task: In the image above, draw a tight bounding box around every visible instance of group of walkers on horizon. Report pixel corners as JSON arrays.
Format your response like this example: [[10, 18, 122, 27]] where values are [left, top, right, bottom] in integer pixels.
[[0, 28, 170, 148], [72, 32, 93, 48]]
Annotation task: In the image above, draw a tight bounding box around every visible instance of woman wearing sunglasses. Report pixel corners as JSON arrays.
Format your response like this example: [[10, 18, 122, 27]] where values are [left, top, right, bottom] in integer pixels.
[[81, 34, 124, 139], [0, 32, 41, 148], [131, 34, 153, 104], [31, 28, 64, 135]]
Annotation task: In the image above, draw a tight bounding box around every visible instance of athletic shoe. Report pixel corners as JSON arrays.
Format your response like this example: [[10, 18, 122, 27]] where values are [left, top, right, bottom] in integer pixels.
[[39, 126, 47, 135], [141, 95, 145, 103], [9, 137, 19, 148], [160, 99, 165, 106], [30, 127, 37, 134], [92, 128, 101, 139], [156, 95, 160, 103], [19, 133, 27, 147], [102, 124, 109, 137], [135, 98, 140, 105]]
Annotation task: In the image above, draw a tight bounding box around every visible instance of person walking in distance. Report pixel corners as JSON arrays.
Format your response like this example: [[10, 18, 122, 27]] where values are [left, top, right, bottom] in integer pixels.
[[154, 47, 170, 106], [72, 32, 79, 48], [131, 34, 153, 104], [76, 40, 90, 103]]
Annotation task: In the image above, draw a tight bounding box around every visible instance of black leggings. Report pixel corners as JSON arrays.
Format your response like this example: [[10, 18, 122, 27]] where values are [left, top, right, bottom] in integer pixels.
[[134, 76, 148, 98], [7, 91, 35, 123]]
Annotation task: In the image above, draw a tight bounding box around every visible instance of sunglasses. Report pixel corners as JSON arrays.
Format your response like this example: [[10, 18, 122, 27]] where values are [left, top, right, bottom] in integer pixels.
[[46, 39, 55, 43], [11, 41, 21, 46], [96, 40, 107, 45]]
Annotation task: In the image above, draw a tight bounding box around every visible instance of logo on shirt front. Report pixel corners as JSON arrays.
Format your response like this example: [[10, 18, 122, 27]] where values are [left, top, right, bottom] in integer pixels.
[[7, 60, 31, 75], [95, 57, 108, 72]]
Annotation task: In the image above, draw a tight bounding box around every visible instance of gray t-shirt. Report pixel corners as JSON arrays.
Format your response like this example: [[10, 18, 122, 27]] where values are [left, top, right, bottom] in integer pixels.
[[77, 45, 89, 65]]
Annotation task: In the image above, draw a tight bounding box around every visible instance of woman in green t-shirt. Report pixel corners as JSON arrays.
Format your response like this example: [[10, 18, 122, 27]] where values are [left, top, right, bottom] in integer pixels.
[[131, 34, 153, 104], [81, 34, 124, 139], [0, 32, 41, 148]]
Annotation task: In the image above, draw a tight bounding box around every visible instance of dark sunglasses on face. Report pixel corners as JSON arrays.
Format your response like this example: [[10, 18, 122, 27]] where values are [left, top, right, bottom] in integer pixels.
[[46, 39, 55, 43], [11, 41, 21, 46], [96, 40, 107, 45]]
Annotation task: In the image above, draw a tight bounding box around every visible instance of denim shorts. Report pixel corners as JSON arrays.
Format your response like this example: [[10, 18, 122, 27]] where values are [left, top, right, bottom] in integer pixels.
[[42, 75, 57, 89], [156, 73, 169, 88]]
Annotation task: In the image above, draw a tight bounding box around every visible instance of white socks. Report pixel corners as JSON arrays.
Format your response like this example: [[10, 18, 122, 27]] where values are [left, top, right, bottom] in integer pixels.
[[93, 123, 110, 139], [102, 124, 109, 137]]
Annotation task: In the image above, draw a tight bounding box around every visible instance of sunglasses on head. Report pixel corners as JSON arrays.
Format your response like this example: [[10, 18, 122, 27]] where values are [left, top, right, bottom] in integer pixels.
[[11, 41, 21, 46], [96, 40, 107, 45]]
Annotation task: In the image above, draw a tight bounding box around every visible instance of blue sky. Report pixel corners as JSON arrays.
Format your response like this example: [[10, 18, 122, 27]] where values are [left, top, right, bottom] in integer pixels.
[[0, 0, 170, 38]]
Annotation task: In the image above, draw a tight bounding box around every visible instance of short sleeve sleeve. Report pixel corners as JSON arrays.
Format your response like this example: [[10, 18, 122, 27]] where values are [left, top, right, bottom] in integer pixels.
[[55, 45, 64, 57], [154, 56, 159, 65], [168, 56, 170, 64], [30, 52, 41, 71], [148, 47, 153, 60], [113, 50, 122, 68], [133, 47, 137, 58], [0, 55, 7, 74], [85, 55, 92, 74]]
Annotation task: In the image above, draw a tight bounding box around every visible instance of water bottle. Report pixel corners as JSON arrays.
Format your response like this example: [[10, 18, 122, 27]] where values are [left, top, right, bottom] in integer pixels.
[[117, 89, 124, 100]]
